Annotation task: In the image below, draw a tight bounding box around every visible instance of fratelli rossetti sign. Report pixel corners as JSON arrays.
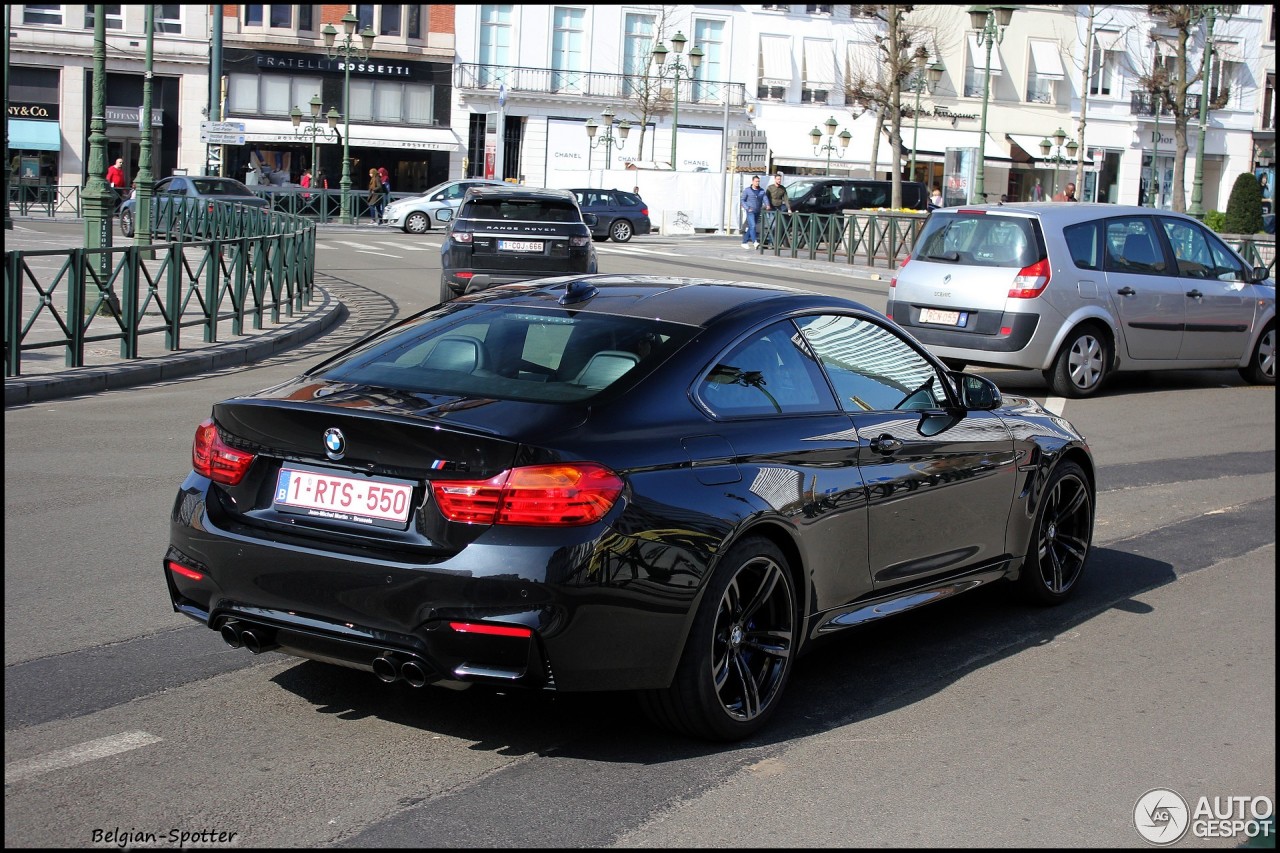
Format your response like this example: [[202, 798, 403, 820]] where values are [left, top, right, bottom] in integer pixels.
[[256, 53, 414, 78]]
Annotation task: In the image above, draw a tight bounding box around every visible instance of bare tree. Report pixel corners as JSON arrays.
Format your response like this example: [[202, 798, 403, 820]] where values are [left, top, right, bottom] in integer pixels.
[[1137, 5, 1233, 212], [618, 5, 680, 165]]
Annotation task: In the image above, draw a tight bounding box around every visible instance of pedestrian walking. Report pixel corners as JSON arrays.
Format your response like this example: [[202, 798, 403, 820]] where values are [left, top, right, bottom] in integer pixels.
[[106, 157, 127, 211], [740, 175, 767, 249], [367, 169, 386, 223], [1031, 178, 1044, 202], [763, 172, 790, 247]]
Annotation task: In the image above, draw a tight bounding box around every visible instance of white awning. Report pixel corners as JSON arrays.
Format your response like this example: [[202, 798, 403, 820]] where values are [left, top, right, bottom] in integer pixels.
[[967, 34, 1003, 77], [803, 39, 836, 88], [1006, 133, 1077, 165], [894, 127, 1013, 163], [1029, 41, 1065, 80], [760, 35, 793, 88], [1212, 38, 1242, 63], [240, 118, 460, 151]]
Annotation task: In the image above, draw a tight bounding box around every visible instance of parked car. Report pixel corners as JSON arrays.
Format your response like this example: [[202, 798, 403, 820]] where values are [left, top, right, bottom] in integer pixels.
[[566, 188, 651, 242], [118, 175, 268, 237], [382, 178, 506, 234], [164, 274, 1096, 742], [786, 178, 930, 215], [439, 185, 597, 302], [888, 203, 1276, 397]]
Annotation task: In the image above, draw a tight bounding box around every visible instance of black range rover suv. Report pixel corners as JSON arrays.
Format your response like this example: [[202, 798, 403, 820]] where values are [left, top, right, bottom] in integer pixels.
[[439, 186, 599, 302]]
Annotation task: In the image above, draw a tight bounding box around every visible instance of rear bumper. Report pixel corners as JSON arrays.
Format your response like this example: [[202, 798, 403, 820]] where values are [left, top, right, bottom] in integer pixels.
[[888, 300, 1042, 362]]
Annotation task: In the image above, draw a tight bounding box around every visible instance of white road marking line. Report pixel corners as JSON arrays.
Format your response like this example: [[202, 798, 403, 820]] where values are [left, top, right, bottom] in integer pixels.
[[374, 241, 434, 251], [355, 249, 401, 257], [1044, 396, 1067, 416], [5, 731, 163, 784]]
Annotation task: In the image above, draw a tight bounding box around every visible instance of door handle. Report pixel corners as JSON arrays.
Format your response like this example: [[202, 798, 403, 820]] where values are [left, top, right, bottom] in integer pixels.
[[1116, 286, 1136, 296], [869, 435, 903, 455], [1186, 289, 1203, 299]]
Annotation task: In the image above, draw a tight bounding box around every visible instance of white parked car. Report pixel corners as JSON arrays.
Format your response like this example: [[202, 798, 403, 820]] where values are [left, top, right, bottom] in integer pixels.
[[382, 179, 505, 234]]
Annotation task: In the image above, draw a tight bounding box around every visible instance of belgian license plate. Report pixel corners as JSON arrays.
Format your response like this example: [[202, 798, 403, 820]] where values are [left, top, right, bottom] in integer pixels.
[[498, 240, 544, 253], [920, 308, 968, 327], [274, 467, 415, 528]]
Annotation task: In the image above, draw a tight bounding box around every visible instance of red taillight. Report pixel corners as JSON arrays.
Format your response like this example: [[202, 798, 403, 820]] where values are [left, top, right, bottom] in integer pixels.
[[453, 231, 473, 243], [448, 621, 533, 638], [192, 419, 255, 485], [432, 463, 623, 526], [957, 209, 987, 215], [167, 560, 204, 581], [641, 207, 649, 216], [456, 271, 474, 280], [1009, 257, 1051, 299], [891, 254, 910, 288]]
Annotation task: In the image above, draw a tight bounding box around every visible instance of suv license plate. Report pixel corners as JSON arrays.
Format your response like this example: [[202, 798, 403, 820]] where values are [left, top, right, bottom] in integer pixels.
[[498, 240, 544, 253], [920, 308, 968, 326], [274, 467, 414, 528]]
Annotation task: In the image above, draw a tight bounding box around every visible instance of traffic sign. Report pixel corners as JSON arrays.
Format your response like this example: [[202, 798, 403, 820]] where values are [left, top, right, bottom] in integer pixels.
[[200, 132, 246, 145], [201, 121, 245, 134]]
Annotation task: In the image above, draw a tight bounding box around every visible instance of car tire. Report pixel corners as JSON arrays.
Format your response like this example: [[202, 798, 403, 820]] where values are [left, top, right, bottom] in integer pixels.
[[609, 219, 634, 243], [119, 209, 134, 238], [405, 211, 430, 234], [1017, 460, 1093, 606], [1044, 323, 1110, 398], [639, 536, 797, 741], [1238, 322, 1275, 386], [439, 276, 455, 304]]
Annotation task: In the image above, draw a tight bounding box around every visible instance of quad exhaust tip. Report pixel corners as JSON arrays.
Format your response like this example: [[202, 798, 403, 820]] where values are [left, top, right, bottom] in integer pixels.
[[372, 655, 399, 683], [220, 621, 278, 654]]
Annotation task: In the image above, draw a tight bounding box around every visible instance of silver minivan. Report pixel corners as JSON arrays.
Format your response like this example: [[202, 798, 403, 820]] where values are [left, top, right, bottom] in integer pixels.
[[887, 203, 1275, 397]]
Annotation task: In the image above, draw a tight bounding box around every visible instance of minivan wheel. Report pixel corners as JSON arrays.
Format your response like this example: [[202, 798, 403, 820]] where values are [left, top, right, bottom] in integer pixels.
[[609, 219, 634, 243], [639, 536, 796, 742], [1045, 324, 1110, 398], [405, 211, 430, 234], [1238, 323, 1275, 386], [119, 209, 135, 238]]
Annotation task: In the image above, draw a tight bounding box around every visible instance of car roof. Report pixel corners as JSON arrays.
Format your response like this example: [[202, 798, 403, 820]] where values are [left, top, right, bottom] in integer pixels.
[[930, 202, 1207, 227], [459, 274, 876, 327], [463, 185, 578, 202]]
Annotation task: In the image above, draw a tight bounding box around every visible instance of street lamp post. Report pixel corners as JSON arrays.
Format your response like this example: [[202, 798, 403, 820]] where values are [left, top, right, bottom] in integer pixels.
[[809, 116, 852, 175], [290, 94, 340, 187], [968, 5, 1015, 204], [1188, 5, 1220, 220], [584, 107, 631, 170], [1038, 127, 1079, 199], [907, 47, 945, 183], [135, 5, 155, 249], [322, 12, 375, 225], [651, 31, 704, 171]]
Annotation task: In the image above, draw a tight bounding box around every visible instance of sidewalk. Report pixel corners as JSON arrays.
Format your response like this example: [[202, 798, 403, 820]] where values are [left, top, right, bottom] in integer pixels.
[[4, 218, 895, 407]]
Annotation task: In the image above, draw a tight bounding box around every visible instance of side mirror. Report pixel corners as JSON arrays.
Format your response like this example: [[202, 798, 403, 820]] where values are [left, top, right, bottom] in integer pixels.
[[955, 372, 1002, 410], [1251, 266, 1271, 284], [437, 208, 453, 223], [582, 213, 598, 227]]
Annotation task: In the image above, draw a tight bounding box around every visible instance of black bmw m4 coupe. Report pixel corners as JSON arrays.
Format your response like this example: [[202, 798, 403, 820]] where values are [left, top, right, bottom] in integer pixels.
[[165, 275, 1095, 741]]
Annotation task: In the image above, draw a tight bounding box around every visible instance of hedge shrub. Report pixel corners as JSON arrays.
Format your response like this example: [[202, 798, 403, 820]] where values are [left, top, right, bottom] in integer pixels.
[[1223, 172, 1264, 234]]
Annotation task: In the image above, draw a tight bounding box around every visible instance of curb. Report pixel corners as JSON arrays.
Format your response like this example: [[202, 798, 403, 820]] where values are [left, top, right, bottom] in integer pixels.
[[4, 286, 344, 407]]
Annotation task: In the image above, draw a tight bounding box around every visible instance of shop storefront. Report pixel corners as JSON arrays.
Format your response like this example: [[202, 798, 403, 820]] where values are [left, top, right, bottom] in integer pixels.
[[9, 67, 63, 197]]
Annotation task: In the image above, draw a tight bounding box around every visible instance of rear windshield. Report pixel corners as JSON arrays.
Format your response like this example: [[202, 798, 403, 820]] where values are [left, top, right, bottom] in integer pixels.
[[913, 212, 1044, 268], [462, 198, 582, 223], [316, 303, 697, 403]]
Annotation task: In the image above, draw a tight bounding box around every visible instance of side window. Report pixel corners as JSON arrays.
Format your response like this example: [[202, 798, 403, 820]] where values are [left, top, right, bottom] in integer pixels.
[[1063, 221, 1101, 270], [153, 178, 173, 194], [796, 314, 947, 412], [166, 177, 189, 194], [1160, 218, 1215, 279], [1104, 218, 1166, 275], [1204, 232, 1249, 282], [698, 321, 836, 417]]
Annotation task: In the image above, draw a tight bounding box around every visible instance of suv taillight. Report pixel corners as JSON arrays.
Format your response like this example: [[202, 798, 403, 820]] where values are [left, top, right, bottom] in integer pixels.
[[890, 254, 910, 288], [452, 230, 473, 243], [432, 463, 623, 526], [569, 236, 591, 247], [1009, 257, 1051, 299], [192, 419, 255, 485]]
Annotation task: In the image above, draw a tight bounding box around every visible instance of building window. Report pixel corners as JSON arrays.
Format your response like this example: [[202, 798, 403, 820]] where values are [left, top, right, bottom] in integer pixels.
[[1264, 73, 1275, 130], [806, 5, 833, 13], [269, 5, 293, 28], [244, 5, 264, 26], [1210, 58, 1239, 108], [759, 34, 792, 99], [85, 5, 124, 29], [479, 5, 513, 88], [1088, 37, 1119, 97], [406, 5, 420, 39], [1026, 40, 1064, 104], [550, 7, 586, 94], [761, 4, 790, 11], [380, 5, 401, 37], [623, 13, 656, 97], [348, 79, 436, 124], [965, 34, 1004, 99], [801, 89, 829, 104], [693, 18, 725, 103], [154, 5, 182, 34], [23, 4, 62, 25], [227, 73, 323, 117], [357, 5, 374, 31], [803, 39, 835, 105]]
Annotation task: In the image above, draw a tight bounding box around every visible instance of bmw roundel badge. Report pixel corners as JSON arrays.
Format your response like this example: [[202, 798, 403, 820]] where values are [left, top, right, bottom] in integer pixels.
[[323, 428, 346, 460]]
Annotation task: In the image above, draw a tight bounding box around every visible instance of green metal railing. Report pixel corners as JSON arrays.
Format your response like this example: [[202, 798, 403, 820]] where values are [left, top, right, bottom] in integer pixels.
[[4, 201, 316, 377]]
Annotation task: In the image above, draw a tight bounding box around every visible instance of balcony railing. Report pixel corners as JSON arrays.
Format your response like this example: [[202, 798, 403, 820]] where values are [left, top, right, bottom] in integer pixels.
[[455, 63, 746, 108], [1130, 91, 1201, 116]]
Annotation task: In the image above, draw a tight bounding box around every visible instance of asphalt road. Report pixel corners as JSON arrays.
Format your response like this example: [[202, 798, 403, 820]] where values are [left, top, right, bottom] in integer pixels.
[[4, 228, 1275, 848]]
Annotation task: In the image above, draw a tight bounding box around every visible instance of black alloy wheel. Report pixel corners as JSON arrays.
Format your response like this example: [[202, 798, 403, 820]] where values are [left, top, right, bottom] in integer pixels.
[[1045, 324, 1110, 398], [1018, 461, 1093, 605], [405, 211, 430, 234], [640, 537, 797, 741], [1239, 323, 1275, 385], [609, 219, 634, 243]]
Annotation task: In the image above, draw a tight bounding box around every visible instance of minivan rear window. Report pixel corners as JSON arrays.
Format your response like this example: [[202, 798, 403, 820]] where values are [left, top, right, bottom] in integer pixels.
[[913, 213, 1044, 268]]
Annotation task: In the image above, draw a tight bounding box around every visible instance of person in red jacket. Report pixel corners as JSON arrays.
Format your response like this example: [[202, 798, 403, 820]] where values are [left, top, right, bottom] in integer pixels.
[[106, 157, 127, 211]]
